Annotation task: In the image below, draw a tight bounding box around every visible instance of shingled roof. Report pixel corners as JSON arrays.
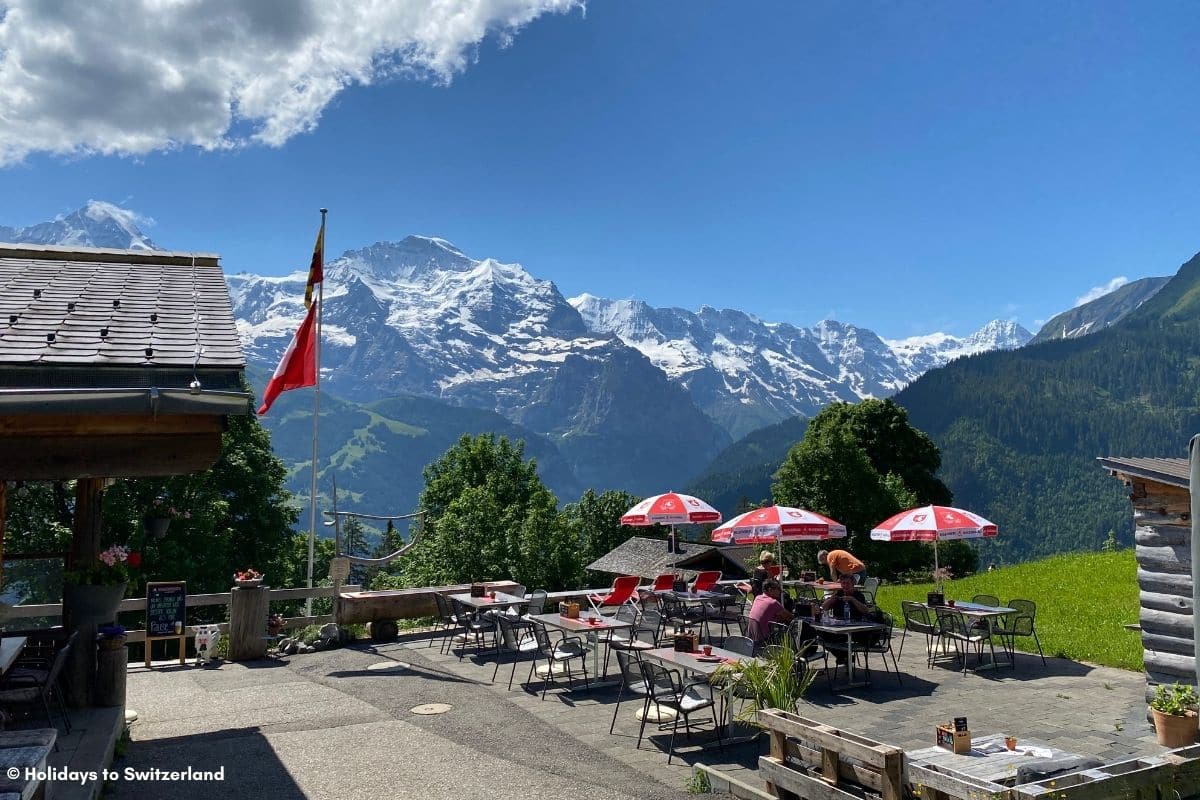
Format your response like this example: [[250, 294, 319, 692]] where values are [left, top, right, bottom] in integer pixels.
[[1098, 456, 1189, 489], [0, 242, 249, 415], [586, 536, 754, 581]]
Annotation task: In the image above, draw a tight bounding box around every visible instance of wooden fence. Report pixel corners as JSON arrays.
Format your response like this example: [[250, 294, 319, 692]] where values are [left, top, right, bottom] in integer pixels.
[[5, 584, 362, 643]]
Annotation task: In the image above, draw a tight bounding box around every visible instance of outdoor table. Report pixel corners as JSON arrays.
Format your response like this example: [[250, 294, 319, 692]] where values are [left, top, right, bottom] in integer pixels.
[[922, 601, 1016, 670], [654, 589, 726, 603], [908, 733, 1101, 786], [524, 611, 632, 683], [808, 619, 884, 689], [446, 591, 528, 610], [0, 638, 27, 676]]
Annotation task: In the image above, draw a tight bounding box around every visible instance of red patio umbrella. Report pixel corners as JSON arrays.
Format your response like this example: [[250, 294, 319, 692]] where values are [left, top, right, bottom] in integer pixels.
[[620, 492, 722, 526], [711, 505, 847, 545], [870, 505, 997, 582]]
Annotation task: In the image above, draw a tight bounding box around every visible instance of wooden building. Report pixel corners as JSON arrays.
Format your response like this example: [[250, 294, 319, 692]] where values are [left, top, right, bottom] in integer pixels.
[[1099, 456, 1195, 701], [0, 242, 249, 703], [586, 536, 753, 582]]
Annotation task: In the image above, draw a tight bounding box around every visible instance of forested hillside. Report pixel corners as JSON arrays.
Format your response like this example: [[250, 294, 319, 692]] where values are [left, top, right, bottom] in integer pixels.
[[895, 251, 1200, 562], [685, 415, 808, 514]]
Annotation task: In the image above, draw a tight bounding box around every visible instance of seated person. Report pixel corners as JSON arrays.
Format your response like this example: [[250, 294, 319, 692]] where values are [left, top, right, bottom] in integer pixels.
[[817, 548, 867, 585], [750, 550, 776, 596], [820, 576, 871, 621], [819, 576, 875, 662], [746, 579, 793, 648]]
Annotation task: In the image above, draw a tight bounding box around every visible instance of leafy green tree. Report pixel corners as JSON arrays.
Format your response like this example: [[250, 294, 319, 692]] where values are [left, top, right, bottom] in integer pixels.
[[772, 399, 976, 580], [401, 434, 577, 589], [560, 489, 640, 577]]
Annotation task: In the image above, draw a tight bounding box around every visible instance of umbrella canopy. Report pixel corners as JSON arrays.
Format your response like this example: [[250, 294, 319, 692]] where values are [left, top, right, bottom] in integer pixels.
[[711, 505, 847, 545], [870, 505, 997, 542], [620, 492, 722, 526]]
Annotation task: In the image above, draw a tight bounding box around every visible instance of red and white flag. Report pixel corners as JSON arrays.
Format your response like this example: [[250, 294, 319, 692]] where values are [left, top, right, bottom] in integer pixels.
[[257, 300, 318, 415]]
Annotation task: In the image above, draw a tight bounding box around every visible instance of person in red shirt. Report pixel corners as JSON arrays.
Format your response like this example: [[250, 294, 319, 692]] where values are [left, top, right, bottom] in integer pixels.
[[817, 548, 867, 585], [746, 579, 793, 648]]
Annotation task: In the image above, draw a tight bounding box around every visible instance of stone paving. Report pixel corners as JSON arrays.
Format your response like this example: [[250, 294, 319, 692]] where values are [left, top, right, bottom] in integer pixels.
[[107, 621, 1165, 800]]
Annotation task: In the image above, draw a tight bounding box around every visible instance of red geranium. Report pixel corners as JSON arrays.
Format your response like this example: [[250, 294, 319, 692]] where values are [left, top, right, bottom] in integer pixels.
[[126, 551, 142, 568]]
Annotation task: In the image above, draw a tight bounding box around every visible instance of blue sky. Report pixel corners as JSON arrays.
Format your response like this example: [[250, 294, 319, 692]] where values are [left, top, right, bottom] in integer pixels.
[[1, 1, 1198, 338]]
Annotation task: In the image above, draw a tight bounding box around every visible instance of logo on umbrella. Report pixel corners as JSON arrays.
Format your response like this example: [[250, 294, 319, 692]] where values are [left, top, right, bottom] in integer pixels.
[[662, 500, 678, 510], [687, 499, 700, 507], [913, 514, 927, 523], [755, 511, 769, 520], [785, 510, 802, 518]]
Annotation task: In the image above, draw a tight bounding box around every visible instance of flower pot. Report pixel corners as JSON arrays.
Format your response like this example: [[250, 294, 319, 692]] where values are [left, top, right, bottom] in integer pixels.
[[144, 516, 171, 539], [97, 634, 128, 652], [1152, 708, 1198, 748], [63, 581, 128, 626]]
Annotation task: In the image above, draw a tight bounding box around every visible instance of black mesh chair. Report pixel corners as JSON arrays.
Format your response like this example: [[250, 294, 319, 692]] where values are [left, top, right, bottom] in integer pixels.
[[993, 598, 1046, 666], [491, 614, 540, 689], [448, 597, 495, 660], [722, 635, 754, 657], [703, 586, 744, 641], [609, 650, 651, 734], [431, 593, 460, 652], [859, 611, 902, 686], [972, 594, 1000, 607], [898, 600, 940, 666], [603, 606, 657, 677], [660, 596, 706, 641], [525, 621, 588, 699], [0, 631, 76, 743], [934, 607, 996, 673], [637, 661, 723, 764]]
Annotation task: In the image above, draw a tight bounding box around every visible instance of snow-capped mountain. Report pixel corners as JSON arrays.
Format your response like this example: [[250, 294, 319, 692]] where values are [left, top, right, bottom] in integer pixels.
[[0, 201, 157, 251], [229, 235, 730, 493], [571, 294, 1032, 438]]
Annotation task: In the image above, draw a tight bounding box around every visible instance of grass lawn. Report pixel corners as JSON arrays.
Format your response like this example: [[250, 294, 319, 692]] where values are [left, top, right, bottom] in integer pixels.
[[874, 549, 1143, 671]]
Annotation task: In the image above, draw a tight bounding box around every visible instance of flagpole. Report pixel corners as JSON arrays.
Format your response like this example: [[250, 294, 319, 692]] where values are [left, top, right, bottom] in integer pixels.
[[305, 208, 327, 617]]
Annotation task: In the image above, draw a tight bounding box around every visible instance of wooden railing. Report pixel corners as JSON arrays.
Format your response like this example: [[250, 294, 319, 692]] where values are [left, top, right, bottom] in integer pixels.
[[5, 585, 362, 643]]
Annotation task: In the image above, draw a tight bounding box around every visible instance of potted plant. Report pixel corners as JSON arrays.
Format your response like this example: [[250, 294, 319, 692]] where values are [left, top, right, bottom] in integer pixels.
[[1150, 682, 1199, 747], [928, 566, 952, 606], [711, 639, 815, 725], [143, 497, 190, 539], [233, 568, 264, 588], [63, 545, 141, 624]]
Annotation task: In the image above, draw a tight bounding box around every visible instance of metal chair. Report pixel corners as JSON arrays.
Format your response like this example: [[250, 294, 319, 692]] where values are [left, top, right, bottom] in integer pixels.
[[972, 593, 1000, 607], [491, 614, 540, 689], [722, 635, 754, 657], [860, 576, 881, 598], [859, 611, 902, 686], [432, 593, 461, 653], [0, 632, 75, 742], [609, 650, 651, 734], [898, 600, 940, 666], [603, 605, 656, 677], [525, 621, 588, 699], [448, 597, 495, 660], [934, 607, 996, 673], [636, 661, 723, 764], [994, 599, 1046, 666]]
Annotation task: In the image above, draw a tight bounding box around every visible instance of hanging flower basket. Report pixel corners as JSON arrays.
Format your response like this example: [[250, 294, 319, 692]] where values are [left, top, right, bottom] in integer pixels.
[[144, 516, 171, 539]]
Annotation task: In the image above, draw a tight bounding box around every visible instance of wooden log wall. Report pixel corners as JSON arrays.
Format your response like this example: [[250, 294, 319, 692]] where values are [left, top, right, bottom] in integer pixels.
[[1133, 504, 1196, 703]]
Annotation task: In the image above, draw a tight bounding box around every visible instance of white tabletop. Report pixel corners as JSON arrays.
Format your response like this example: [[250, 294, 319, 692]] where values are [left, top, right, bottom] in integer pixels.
[[0, 637, 28, 674], [446, 591, 527, 609], [525, 611, 632, 634], [642, 645, 761, 677]]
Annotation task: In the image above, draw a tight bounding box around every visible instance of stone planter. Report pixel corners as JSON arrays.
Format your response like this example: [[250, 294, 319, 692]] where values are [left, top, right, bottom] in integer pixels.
[[1152, 708, 1198, 748], [63, 581, 128, 626]]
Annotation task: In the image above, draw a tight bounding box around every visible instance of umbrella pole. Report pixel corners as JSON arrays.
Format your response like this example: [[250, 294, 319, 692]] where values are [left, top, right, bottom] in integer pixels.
[[934, 538, 941, 590]]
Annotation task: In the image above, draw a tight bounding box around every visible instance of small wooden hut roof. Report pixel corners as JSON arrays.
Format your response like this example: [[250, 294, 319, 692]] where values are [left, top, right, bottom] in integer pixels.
[[586, 536, 753, 581], [1098, 456, 1189, 490], [0, 242, 250, 478]]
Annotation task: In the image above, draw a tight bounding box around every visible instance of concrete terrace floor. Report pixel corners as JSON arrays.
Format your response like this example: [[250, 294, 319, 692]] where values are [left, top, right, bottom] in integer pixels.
[[107, 626, 1164, 800]]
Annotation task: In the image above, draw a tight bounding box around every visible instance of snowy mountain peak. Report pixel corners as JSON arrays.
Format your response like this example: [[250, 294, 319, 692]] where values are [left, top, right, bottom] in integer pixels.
[[962, 319, 1033, 351], [0, 200, 157, 251]]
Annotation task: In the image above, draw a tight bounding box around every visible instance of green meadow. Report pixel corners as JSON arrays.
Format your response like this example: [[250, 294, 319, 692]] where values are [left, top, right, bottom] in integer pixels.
[[874, 549, 1143, 671]]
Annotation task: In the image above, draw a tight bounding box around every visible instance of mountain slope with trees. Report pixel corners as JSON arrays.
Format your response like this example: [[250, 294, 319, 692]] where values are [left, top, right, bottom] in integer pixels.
[[893, 250, 1200, 562]]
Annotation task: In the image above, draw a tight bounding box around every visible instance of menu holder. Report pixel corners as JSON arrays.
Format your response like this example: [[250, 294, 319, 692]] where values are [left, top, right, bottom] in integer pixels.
[[936, 722, 971, 754], [673, 631, 699, 652]]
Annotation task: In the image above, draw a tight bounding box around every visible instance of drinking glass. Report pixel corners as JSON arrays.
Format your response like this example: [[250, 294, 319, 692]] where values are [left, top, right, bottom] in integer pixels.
[[780, 566, 790, 580]]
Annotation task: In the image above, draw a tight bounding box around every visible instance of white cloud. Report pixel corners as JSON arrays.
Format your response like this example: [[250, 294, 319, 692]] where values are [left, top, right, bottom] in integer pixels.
[[0, 0, 584, 165], [1074, 276, 1129, 307]]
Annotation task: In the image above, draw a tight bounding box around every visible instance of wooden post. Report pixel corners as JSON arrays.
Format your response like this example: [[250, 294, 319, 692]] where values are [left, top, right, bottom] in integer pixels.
[[0, 481, 6, 591], [62, 477, 105, 707], [228, 585, 268, 661]]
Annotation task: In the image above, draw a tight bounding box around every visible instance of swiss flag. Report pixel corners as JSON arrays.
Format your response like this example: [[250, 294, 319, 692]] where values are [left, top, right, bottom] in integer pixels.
[[257, 301, 318, 415]]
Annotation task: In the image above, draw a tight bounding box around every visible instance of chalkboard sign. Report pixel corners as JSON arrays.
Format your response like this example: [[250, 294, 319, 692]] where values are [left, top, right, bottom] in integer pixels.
[[146, 582, 186, 638]]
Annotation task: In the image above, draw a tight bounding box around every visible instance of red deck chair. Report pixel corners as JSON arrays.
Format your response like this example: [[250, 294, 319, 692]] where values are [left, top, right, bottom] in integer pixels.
[[690, 570, 721, 593], [766, 565, 782, 579], [588, 575, 642, 615], [639, 573, 677, 605]]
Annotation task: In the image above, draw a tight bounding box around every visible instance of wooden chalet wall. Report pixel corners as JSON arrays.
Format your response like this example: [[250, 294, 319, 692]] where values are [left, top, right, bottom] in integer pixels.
[[1112, 468, 1196, 701]]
